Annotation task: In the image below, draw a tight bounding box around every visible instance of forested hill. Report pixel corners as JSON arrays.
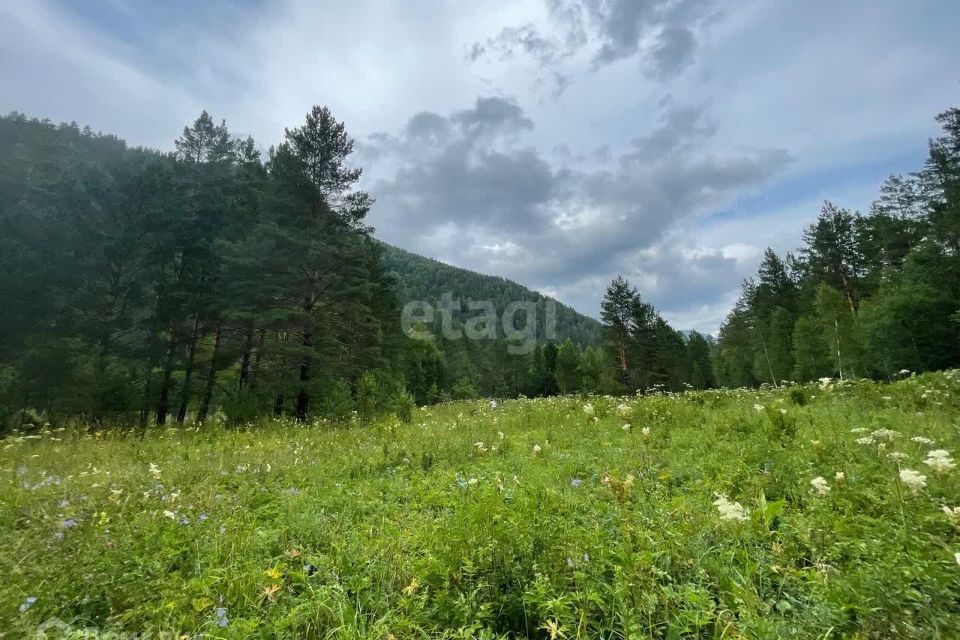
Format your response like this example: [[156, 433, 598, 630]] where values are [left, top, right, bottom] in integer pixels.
[[380, 243, 601, 347]]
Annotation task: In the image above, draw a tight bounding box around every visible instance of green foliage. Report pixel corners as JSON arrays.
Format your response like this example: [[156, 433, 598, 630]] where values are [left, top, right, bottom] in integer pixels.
[[3, 370, 960, 638], [717, 106, 960, 384]]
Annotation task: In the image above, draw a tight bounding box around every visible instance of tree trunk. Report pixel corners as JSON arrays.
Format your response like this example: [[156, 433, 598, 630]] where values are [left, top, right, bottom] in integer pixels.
[[249, 328, 266, 391], [155, 323, 179, 426], [176, 313, 202, 424], [196, 324, 222, 424], [238, 321, 255, 391], [295, 331, 312, 422]]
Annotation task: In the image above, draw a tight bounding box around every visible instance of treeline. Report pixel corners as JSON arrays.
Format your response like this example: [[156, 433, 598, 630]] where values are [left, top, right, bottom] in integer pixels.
[[713, 107, 960, 385], [0, 108, 409, 429], [0, 109, 604, 430]]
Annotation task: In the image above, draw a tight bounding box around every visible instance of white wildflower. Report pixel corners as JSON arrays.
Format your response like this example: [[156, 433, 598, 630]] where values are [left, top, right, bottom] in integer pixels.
[[850, 427, 868, 434], [810, 476, 830, 496], [924, 449, 956, 474], [582, 402, 595, 418], [911, 436, 935, 445], [532, 444, 542, 456], [641, 426, 651, 436], [622, 423, 631, 431], [834, 471, 846, 484], [149, 463, 162, 480], [616, 403, 632, 419], [942, 506, 960, 526], [713, 495, 749, 522], [855, 436, 876, 445], [899, 469, 927, 494], [887, 452, 907, 461], [871, 429, 900, 440], [753, 404, 764, 412]]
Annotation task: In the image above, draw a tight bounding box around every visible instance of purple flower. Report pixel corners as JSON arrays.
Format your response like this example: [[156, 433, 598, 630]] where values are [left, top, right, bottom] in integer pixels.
[[215, 607, 229, 627], [199, 513, 209, 522], [179, 517, 191, 525], [570, 478, 583, 488], [61, 519, 78, 528]]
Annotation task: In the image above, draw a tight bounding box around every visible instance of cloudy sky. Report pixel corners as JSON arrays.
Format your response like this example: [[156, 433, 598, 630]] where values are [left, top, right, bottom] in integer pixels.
[[2, 0, 957, 332]]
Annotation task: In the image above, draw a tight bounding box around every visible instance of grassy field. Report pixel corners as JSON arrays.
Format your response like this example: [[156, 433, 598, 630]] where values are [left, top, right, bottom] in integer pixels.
[[3, 372, 960, 639]]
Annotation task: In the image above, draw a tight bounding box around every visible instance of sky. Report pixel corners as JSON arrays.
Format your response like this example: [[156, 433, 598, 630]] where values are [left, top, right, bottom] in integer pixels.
[[1, 0, 958, 333]]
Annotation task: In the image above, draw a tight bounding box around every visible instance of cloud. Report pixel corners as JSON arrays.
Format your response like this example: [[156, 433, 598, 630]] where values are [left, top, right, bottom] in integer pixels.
[[3, 0, 959, 333], [364, 96, 792, 330], [469, 0, 717, 92]]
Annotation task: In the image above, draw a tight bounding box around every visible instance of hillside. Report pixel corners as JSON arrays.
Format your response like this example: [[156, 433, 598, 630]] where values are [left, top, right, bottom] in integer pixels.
[[379, 243, 601, 347]]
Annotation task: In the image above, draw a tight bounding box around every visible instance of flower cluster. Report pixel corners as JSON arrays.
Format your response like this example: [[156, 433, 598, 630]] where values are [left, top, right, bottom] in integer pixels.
[[713, 495, 749, 522], [810, 476, 830, 496], [899, 469, 927, 494], [924, 449, 956, 473]]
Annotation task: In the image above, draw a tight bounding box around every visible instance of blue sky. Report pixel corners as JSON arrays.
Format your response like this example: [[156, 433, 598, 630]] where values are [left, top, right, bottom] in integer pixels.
[[1, 0, 957, 332]]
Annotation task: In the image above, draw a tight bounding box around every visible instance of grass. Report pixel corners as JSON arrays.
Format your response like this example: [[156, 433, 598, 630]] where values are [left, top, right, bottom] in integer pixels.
[[2, 371, 960, 639]]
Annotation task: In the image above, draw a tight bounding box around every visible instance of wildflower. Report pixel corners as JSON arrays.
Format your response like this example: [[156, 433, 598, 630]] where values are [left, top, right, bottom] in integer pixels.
[[855, 436, 876, 445], [818, 377, 833, 389], [18, 596, 37, 614], [887, 451, 907, 461], [713, 495, 749, 522], [616, 403, 632, 419], [955, 552, 960, 568], [497, 431, 505, 440], [582, 402, 595, 418], [402, 578, 420, 596], [810, 476, 830, 496], [489, 400, 498, 410], [911, 436, 935, 445], [570, 478, 583, 488], [850, 427, 868, 434], [753, 404, 764, 412], [467, 477, 478, 486], [899, 469, 927, 494], [215, 607, 229, 628], [473, 441, 488, 454], [924, 450, 956, 473], [942, 506, 960, 526], [532, 444, 542, 455], [835, 471, 846, 484], [622, 423, 631, 431], [641, 426, 651, 436], [149, 463, 162, 480], [163, 510, 177, 520], [872, 429, 900, 440]]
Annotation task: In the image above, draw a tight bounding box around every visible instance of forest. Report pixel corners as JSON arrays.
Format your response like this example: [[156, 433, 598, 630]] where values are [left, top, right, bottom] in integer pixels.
[[1, 105, 959, 430]]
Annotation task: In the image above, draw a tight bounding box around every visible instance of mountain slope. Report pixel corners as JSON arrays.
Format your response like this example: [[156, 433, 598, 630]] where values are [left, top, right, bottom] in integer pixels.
[[380, 243, 601, 347]]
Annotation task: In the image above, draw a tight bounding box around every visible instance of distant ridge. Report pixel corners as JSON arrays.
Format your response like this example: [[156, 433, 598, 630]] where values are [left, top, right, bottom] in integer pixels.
[[378, 242, 601, 347]]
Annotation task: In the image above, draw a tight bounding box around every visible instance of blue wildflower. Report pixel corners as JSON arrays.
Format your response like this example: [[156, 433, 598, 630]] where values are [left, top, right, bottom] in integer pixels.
[[19, 596, 37, 613]]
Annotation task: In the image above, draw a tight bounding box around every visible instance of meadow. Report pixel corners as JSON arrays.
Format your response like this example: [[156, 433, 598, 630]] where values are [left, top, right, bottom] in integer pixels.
[[3, 371, 960, 639]]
